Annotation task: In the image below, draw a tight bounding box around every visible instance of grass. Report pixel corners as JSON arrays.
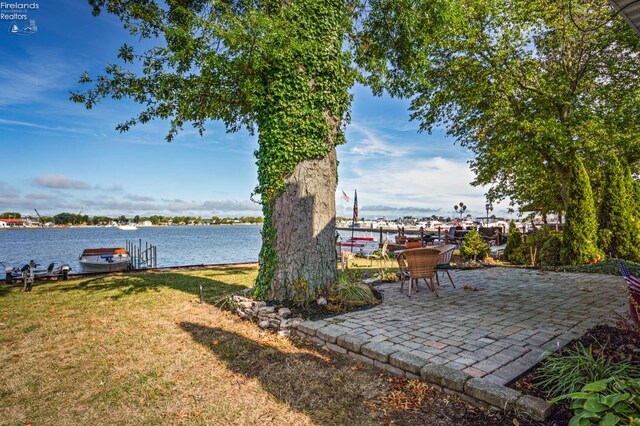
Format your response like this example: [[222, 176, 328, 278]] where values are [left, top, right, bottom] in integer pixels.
[[534, 342, 640, 397], [0, 266, 389, 425]]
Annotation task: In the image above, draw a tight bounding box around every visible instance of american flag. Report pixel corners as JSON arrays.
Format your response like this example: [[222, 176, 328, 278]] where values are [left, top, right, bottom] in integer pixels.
[[352, 190, 358, 223], [618, 261, 640, 295], [341, 190, 349, 203]]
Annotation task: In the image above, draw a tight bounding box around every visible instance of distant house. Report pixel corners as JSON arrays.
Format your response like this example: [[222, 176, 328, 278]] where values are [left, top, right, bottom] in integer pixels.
[[0, 219, 25, 227]]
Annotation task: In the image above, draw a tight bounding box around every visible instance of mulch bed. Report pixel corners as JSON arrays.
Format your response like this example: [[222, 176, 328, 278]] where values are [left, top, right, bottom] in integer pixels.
[[509, 320, 640, 425], [265, 287, 384, 320]]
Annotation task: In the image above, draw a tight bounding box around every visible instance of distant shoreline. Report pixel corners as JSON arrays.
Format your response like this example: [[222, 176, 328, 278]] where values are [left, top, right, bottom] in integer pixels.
[[0, 223, 262, 231]]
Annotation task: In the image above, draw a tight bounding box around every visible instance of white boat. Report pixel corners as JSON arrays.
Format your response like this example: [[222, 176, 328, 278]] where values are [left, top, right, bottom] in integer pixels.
[[117, 224, 138, 230], [79, 248, 130, 272]]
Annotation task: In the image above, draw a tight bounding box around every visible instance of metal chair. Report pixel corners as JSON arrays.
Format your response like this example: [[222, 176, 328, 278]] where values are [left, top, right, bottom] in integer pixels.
[[403, 248, 440, 297], [434, 244, 456, 288]]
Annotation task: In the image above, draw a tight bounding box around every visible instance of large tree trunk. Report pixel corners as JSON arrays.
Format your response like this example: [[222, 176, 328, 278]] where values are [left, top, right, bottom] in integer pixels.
[[269, 149, 338, 300]]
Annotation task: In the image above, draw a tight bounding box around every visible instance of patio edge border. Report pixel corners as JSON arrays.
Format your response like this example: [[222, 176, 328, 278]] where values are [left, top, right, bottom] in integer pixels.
[[294, 324, 551, 422]]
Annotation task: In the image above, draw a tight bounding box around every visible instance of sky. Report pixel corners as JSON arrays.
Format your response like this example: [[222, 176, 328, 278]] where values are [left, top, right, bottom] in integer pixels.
[[0, 1, 510, 220]]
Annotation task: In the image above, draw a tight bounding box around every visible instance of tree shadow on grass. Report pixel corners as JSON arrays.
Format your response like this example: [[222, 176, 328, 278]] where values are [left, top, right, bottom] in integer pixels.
[[10, 268, 254, 302], [179, 321, 383, 425]]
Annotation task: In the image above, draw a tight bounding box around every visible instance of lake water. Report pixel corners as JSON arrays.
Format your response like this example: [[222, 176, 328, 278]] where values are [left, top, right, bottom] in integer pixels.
[[0, 225, 263, 272], [0, 225, 393, 273]]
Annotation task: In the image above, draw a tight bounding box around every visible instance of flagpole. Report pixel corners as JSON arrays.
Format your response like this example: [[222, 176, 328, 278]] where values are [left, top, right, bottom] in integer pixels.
[[351, 189, 357, 253]]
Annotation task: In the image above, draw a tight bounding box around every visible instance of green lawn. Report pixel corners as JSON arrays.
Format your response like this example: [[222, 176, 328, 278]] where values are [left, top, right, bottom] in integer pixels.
[[0, 266, 391, 425]]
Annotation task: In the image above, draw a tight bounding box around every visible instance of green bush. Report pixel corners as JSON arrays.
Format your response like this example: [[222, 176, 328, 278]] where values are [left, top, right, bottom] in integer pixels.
[[539, 233, 563, 267], [504, 222, 528, 264], [524, 227, 552, 265], [460, 229, 489, 261], [535, 342, 640, 397], [553, 377, 640, 426], [561, 156, 601, 265], [542, 258, 640, 275]]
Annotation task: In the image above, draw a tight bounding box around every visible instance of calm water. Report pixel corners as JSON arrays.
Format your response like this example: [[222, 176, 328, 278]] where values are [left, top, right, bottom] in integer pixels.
[[0, 225, 262, 272]]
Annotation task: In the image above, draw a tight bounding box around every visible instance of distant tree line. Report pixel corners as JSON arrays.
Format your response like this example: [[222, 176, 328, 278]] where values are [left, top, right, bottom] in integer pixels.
[[0, 212, 263, 226]]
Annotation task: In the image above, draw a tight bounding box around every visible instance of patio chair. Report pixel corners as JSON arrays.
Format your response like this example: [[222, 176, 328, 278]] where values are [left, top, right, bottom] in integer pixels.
[[444, 226, 465, 246], [479, 227, 500, 246], [434, 244, 456, 289], [367, 240, 390, 267], [403, 248, 440, 297], [396, 251, 410, 292]]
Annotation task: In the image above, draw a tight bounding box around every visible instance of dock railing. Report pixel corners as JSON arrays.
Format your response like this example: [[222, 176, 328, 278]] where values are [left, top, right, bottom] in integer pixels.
[[126, 239, 157, 270]]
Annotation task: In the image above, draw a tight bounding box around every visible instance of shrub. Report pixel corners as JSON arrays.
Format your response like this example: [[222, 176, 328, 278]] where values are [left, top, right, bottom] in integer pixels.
[[460, 230, 489, 261], [504, 222, 528, 264], [553, 378, 640, 426], [539, 233, 563, 267], [561, 156, 601, 264], [535, 342, 640, 397], [524, 227, 552, 265], [331, 274, 377, 307]]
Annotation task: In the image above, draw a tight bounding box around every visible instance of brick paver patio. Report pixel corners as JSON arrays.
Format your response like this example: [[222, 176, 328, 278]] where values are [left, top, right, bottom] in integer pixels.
[[316, 268, 629, 385]]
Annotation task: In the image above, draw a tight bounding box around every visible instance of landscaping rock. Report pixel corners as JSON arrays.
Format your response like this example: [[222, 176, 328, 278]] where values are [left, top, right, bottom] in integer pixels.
[[258, 320, 270, 329], [257, 306, 276, 314], [464, 378, 522, 411], [317, 297, 327, 306], [277, 307, 292, 318]]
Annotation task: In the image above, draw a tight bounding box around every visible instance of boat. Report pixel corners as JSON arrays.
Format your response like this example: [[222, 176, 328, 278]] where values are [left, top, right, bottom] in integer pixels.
[[117, 224, 138, 230], [3, 260, 71, 284], [339, 237, 380, 256], [79, 248, 130, 272]]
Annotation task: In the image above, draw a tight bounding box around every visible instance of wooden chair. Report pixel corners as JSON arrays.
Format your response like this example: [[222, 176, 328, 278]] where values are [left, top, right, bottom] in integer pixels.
[[403, 248, 440, 297], [435, 244, 456, 288], [367, 240, 390, 267]]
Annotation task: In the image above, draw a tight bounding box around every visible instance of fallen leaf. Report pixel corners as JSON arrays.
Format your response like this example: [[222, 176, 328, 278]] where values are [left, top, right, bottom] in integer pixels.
[[513, 418, 520, 426]]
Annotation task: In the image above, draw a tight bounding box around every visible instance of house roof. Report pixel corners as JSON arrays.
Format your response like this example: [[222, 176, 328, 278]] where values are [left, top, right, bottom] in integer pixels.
[[0, 219, 24, 223], [610, 0, 640, 36]]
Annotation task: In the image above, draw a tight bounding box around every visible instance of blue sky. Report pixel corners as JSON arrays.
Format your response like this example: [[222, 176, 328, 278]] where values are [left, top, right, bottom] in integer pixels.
[[0, 1, 509, 219]]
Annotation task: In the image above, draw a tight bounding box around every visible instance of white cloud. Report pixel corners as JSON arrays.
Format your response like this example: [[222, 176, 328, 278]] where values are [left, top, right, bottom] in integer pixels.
[[337, 157, 511, 218], [346, 122, 408, 158], [34, 174, 92, 190]]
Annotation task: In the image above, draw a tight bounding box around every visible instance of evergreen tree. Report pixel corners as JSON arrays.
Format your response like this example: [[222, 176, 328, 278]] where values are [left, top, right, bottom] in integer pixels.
[[504, 222, 526, 264], [460, 230, 489, 261], [561, 157, 600, 264], [598, 154, 639, 261]]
